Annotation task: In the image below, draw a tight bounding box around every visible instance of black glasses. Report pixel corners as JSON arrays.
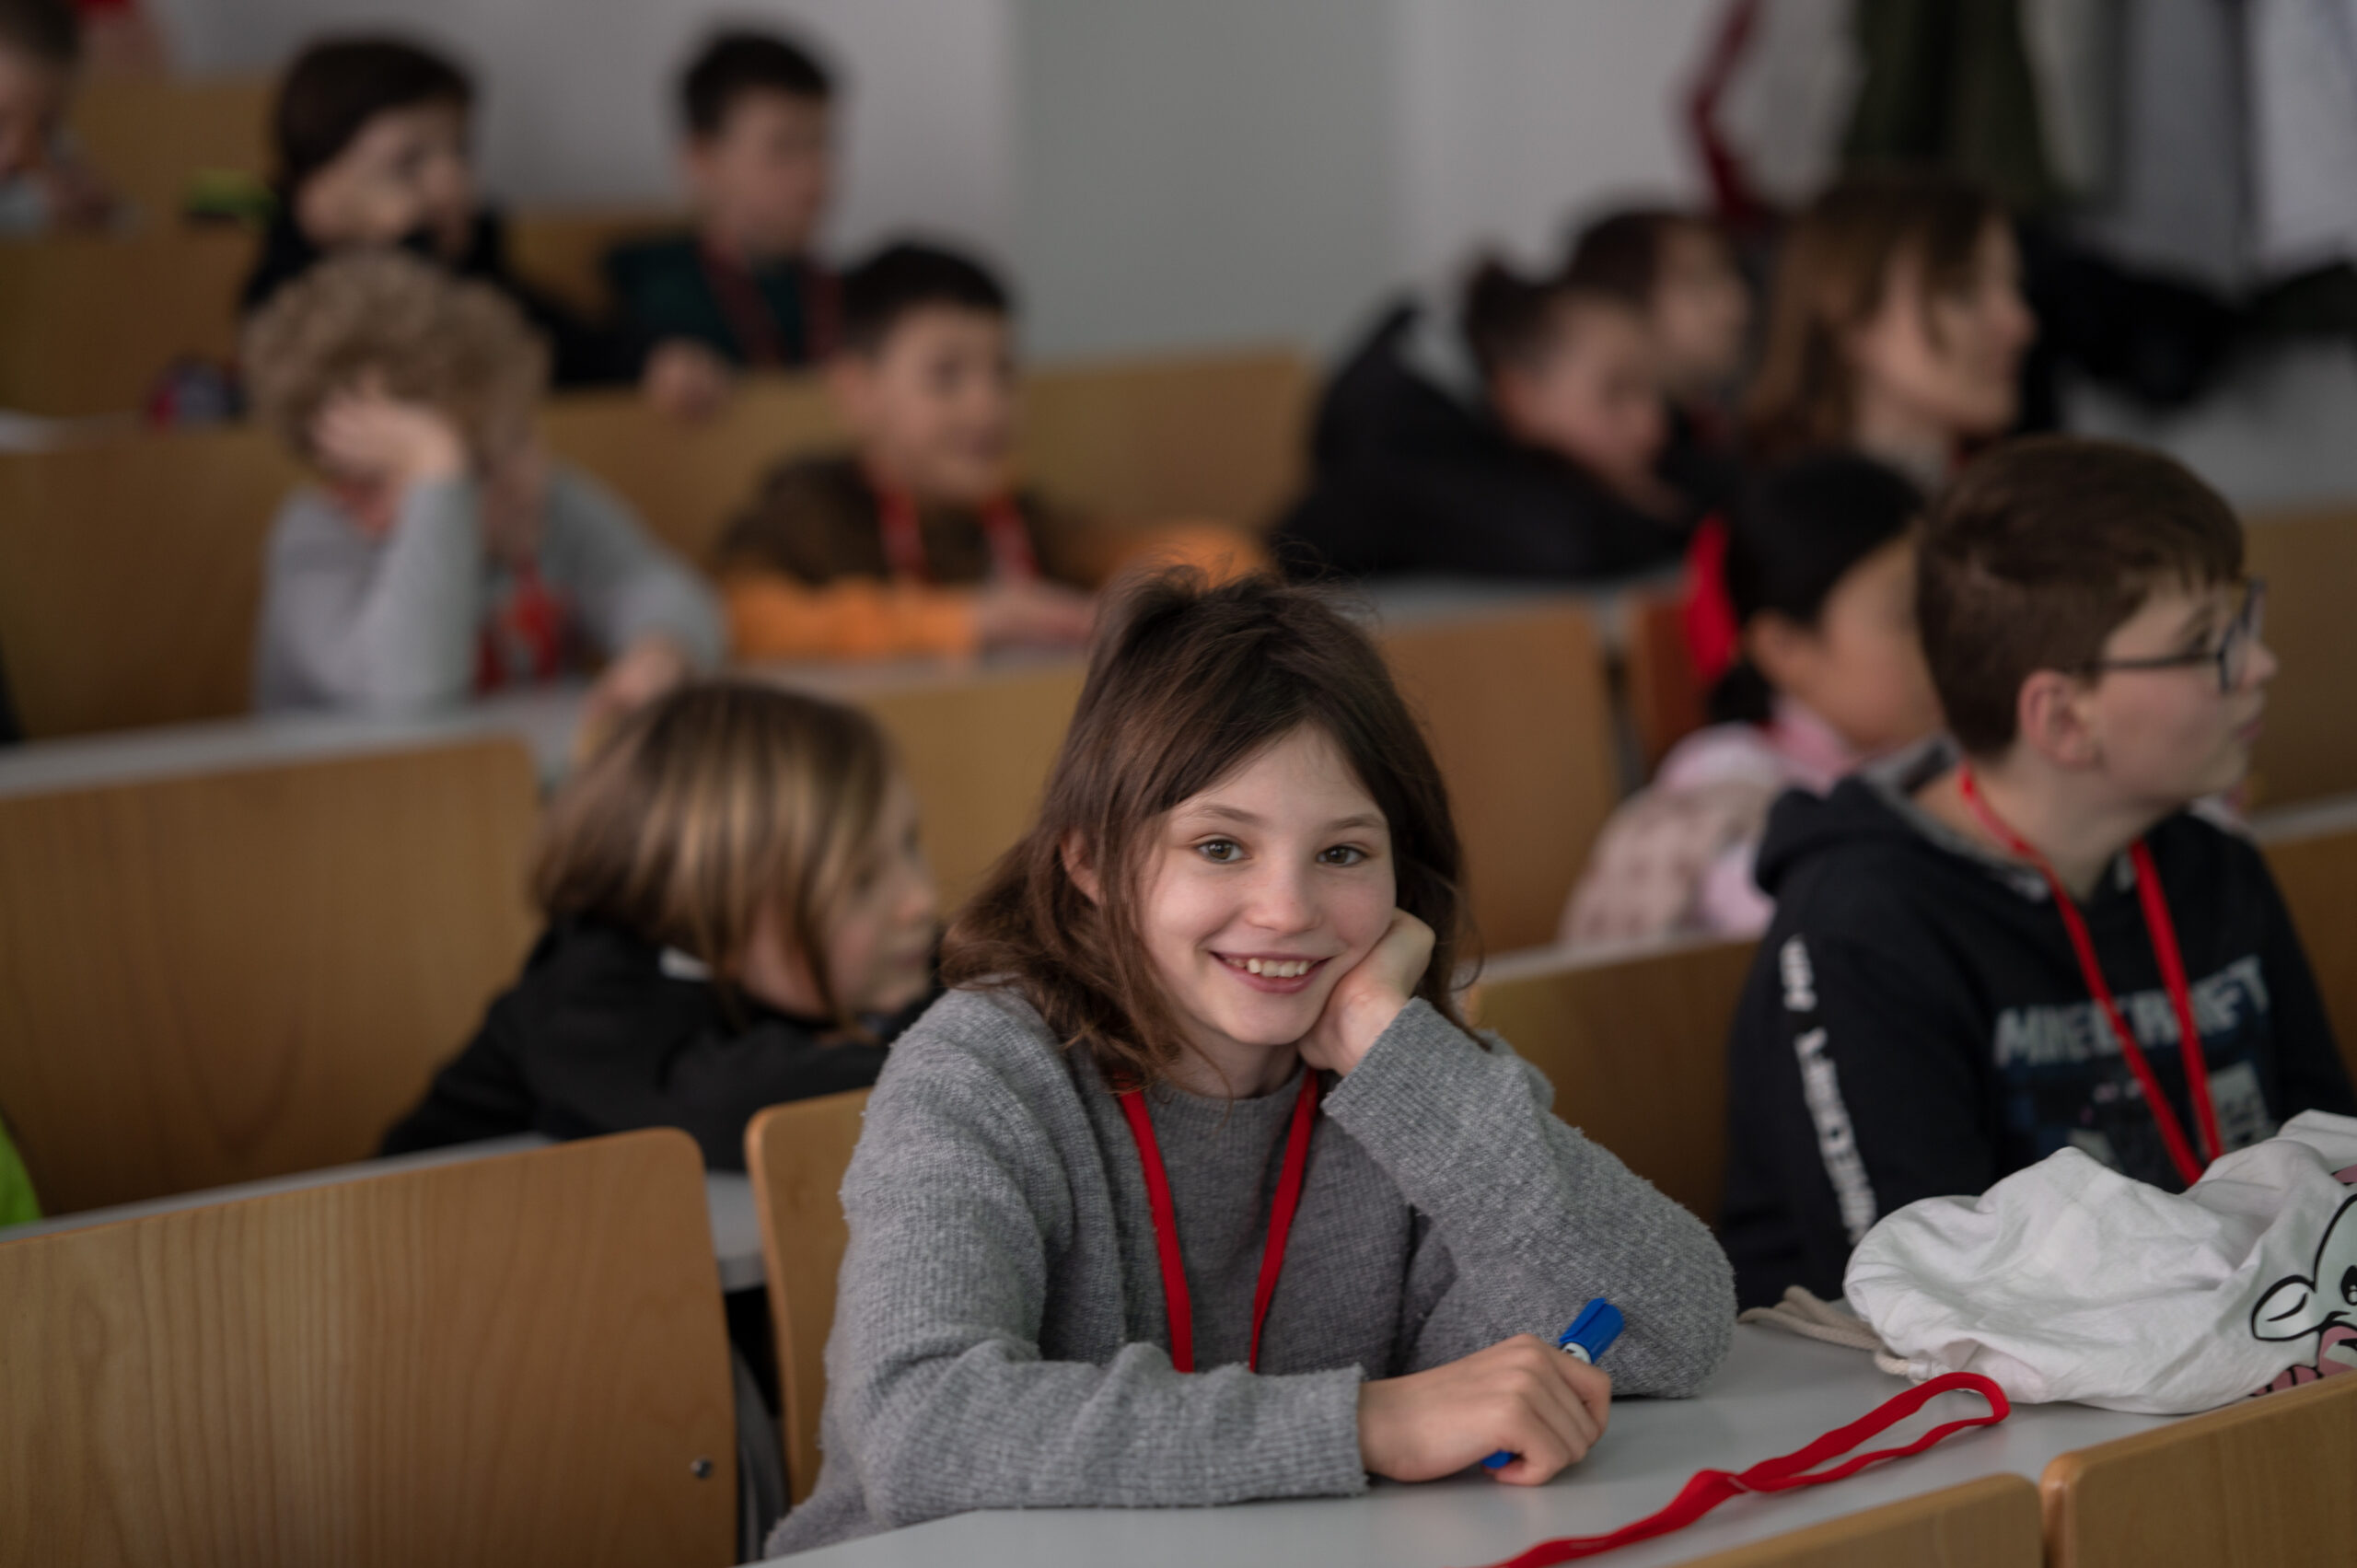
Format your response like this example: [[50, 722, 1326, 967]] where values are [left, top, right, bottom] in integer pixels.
[[2075, 577, 2267, 695]]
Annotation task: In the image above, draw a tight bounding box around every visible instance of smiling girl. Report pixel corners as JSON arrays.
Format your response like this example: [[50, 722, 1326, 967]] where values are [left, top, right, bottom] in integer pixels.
[[771, 573, 1734, 1551]]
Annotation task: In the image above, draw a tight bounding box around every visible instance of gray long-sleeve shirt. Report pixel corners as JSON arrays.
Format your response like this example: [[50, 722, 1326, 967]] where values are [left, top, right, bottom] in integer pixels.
[[771, 986, 1736, 1553], [250, 461, 723, 713]]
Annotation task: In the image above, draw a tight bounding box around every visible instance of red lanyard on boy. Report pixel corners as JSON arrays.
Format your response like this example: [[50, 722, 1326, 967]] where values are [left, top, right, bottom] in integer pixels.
[[1117, 1071, 1321, 1373], [872, 476, 1039, 587], [1956, 764, 2222, 1187], [698, 245, 839, 367]]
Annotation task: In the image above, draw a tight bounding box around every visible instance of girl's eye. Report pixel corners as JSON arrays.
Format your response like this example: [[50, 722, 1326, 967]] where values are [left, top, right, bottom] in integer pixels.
[[1318, 845, 1368, 866], [1195, 839, 1243, 865]]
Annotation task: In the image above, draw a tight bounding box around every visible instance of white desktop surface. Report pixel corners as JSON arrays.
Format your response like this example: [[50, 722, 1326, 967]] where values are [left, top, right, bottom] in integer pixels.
[[777, 1324, 2173, 1568]]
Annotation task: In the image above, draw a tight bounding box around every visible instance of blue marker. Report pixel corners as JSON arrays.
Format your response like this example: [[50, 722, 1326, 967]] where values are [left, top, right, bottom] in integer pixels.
[[1482, 1299, 1624, 1471]]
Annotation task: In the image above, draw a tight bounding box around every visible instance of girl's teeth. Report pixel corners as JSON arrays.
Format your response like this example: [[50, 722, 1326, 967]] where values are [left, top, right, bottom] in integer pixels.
[[1240, 958, 1307, 978]]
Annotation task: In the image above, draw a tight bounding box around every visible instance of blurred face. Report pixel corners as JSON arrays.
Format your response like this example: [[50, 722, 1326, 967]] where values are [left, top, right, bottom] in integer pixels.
[[2071, 579, 2274, 807], [1648, 225, 1751, 397], [831, 306, 1017, 506], [1134, 726, 1398, 1074], [1849, 219, 2035, 446], [686, 90, 832, 261], [741, 772, 939, 1018], [0, 45, 65, 180], [1495, 300, 1667, 488], [1751, 537, 1940, 757], [294, 100, 475, 257]]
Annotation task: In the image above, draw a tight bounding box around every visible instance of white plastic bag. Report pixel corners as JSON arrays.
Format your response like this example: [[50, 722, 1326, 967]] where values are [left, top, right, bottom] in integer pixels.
[[1845, 1111, 2357, 1413]]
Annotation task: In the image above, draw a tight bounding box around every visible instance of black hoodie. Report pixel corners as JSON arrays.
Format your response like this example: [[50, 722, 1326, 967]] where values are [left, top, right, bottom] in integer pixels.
[[380, 918, 930, 1170], [1720, 742, 2357, 1308]]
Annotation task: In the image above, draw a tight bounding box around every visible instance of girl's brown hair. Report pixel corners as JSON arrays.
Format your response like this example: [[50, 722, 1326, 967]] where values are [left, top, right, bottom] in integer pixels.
[[1741, 169, 2005, 466], [533, 680, 893, 1027], [942, 571, 1469, 1087]]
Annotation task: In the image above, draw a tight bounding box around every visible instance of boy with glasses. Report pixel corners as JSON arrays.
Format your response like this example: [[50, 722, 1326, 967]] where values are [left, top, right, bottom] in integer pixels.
[[1721, 436, 2355, 1307]]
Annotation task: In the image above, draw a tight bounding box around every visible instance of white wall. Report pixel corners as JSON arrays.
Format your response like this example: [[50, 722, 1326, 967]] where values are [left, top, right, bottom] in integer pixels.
[[147, 0, 1016, 257]]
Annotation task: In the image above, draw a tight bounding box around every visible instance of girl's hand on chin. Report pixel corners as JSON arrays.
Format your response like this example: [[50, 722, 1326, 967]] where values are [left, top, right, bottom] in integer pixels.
[[1299, 909, 1434, 1077]]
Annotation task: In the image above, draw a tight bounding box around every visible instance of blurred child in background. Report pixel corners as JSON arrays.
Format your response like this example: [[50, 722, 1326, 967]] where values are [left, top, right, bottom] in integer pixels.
[[608, 28, 840, 420], [0, 0, 113, 233], [1563, 454, 1935, 947], [1276, 252, 1712, 582], [383, 681, 937, 1169], [1563, 206, 1750, 443], [715, 238, 1255, 661], [240, 36, 626, 387], [244, 251, 720, 720]]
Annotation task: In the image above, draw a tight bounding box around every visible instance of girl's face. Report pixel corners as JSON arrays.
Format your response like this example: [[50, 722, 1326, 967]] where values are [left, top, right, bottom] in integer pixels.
[[1848, 220, 2035, 446], [1496, 301, 1668, 491], [294, 101, 475, 258], [1135, 726, 1398, 1072], [1752, 537, 1942, 757], [740, 771, 939, 1019]]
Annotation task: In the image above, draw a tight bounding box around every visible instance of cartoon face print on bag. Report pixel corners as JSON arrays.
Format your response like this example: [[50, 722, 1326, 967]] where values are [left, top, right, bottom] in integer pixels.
[[2252, 1171, 2357, 1391]]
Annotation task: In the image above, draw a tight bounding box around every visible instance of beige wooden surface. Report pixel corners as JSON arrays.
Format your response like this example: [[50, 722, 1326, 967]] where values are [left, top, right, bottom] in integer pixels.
[[1470, 938, 1757, 1223], [2039, 1369, 2357, 1568], [1625, 587, 1707, 774], [746, 1090, 871, 1507], [0, 1129, 737, 1568], [2246, 506, 2357, 809], [0, 225, 249, 414], [0, 737, 540, 1213], [1673, 1473, 2041, 1568], [505, 205, 686, 318], [2259, 822, 2357, 1093], [66, 73, 273, 220], [1379, 599, 1621, 953]]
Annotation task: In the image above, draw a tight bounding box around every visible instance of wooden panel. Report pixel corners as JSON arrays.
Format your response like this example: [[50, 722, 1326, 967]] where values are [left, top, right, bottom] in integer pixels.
[[1626, 587, 1707, 774], [542, 374, 842, 566], [0, 1130, 737, 1568], [746, 1090, 870, 1506], [0, 226, 250, 415], [65, 74, 273, 221], [2246, 507, 2357, 809], [1380, 600, 1620, 953], [0, 424, 296, 737], [0, 738, 540, 1214], [507, 206, 686, 319], [2260, 824, 2357, 1088], [1022, 345, 1311, 529], [848, 660, 1086, 912], [1678, 1474, 2041, 1567], [2041, 1368, 2357, 1568], [1470, 939, 1757, 1222]]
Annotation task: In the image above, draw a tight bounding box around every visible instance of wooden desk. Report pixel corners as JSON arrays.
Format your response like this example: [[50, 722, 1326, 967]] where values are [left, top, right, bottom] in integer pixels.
[[774, 1326, 2177, 1568]]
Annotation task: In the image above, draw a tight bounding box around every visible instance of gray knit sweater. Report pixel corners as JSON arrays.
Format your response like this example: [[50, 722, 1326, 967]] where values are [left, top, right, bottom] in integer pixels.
[[250, 461, 722, 713], [770, 986, 1735, 1553]]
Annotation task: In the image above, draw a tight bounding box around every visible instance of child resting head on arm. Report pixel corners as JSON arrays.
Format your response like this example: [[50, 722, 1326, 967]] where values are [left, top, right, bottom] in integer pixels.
[[771, 570, 1735, 1552], [382, 679, 938, 1168]]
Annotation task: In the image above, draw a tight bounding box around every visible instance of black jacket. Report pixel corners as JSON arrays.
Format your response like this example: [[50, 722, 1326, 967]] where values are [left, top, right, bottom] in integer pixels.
[[1720, 743, 2357, 1308], [1271, 301, 1725, 582], [380, 919, 929, 1169]]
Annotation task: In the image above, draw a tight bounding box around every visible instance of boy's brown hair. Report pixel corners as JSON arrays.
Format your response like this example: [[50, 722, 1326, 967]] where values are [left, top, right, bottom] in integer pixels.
[[534, 680, 895, 1028], [942, 571, 1468, 1088], [273, 36, 471, 193], [1742, 168, 2004, 466], [1918, 436, 2244, 757]]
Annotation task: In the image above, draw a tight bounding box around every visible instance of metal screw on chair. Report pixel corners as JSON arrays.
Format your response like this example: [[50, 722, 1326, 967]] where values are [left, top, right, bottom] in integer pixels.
[[690, 1458, 714, 1479]]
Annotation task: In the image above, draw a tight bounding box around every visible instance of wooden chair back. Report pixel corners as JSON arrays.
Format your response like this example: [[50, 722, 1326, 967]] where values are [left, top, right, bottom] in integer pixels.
[[65, 74, 273, 221], [0, 1129, 737, 1568], [505, 206, 686, 319], [0, 226, 249, 415], [1677, 1474, 2041, 1567], [1625, 587, 1708, 774], [1469, 938, 1758, 1221], [2259, 819, 2357, 1088], [2246, 506, 2357, 808], [2040, 1368, 2357, 1568], [1379, 599, 1620, 952], [745, 1090, 872, 1506], [0, 738, 540, 1214]]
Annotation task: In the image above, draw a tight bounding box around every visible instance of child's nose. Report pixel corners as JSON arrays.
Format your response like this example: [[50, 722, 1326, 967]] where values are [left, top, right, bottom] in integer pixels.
[[1246, 866, 1318, 933]]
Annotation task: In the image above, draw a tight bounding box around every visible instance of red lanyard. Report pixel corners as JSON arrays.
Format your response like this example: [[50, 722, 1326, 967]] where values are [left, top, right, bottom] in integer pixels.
[[1116, 1070, 1321, 1374], [1956, 766, 2221, 1186], [698, 246, 838, 368], [1470, 1372, 2009, 1567], [872, 478, 1039, 587]]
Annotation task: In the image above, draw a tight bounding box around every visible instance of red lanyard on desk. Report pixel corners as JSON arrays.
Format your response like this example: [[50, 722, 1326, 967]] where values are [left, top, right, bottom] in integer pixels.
[[1957, 765, 2221, 1186], [1117, 1070, 1320, 1373], [1469, 1372, 2010, 1568], [873, 480, 1039, 587]]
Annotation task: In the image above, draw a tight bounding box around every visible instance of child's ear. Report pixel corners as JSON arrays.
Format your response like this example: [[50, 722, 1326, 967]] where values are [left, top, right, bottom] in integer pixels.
[[1744, 611, 1816, 695], [1060, 831, 1102, 905], [2016, 669, 2101, 769]]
